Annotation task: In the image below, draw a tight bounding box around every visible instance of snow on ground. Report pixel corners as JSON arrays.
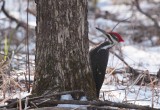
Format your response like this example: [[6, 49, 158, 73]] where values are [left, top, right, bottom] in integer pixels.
[[57, 94, 87, 109], [88, 3, 160, 107], [0, 91, 30, 106], [107, 45, 160, 74], [98, 44, 160, 109], [101, 84, 160, 108], [0, 0, 160, 109], [122, 45, 160, 73]]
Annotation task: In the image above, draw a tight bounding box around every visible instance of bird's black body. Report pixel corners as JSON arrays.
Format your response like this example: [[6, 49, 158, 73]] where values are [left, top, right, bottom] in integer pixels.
[[89, 41, 110, 98], [89, 27, 124, 98]]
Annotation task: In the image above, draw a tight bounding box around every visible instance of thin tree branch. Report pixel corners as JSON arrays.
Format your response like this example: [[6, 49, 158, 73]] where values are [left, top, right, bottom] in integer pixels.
[[134, 0, 160, 29], [0, 90, 84, 108], [111, 16, 132, 32], [49, 100, 159, 110], [109, 50, 141, 76], [1, 1, 28, 29], [109, 50, 129, 67], [31, 99, 160, 110]]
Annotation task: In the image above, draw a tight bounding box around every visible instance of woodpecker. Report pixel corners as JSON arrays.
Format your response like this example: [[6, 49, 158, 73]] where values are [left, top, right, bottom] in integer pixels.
[[89, 27, 124, 98]]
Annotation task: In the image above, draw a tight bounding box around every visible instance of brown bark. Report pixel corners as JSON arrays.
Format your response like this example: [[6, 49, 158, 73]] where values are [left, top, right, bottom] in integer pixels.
[[32, 0, 96, 100]]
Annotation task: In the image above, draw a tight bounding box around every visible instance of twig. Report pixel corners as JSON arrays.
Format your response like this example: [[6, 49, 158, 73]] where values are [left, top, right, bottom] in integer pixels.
[[109, 50, 129, 67], [0, 90, 84, 108], [102, 88, 125, 93], [109, 50, 140, 76], [1, 1, 28, 29], [111, 17, 132, 32], [19, 93, 22, 110], [26, 0, 31, 93], [0, 93, 16, 105], [38, 100, 159, 110], [24, 97, 29, 110], [0, 90, 159, 110], [30, 101, 38, 108], [134, 0, 160, 29]]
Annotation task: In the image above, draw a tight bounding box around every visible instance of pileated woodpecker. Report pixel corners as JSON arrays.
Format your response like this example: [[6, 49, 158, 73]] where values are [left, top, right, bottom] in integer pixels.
[[89, 28, 124, 98]]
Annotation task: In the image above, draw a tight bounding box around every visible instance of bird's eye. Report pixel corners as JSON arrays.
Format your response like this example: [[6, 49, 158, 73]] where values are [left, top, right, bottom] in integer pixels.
[[112, 34, 118, 42]]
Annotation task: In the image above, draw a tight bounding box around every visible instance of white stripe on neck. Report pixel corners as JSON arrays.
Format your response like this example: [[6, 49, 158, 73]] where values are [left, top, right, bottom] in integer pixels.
[[101, 43, 115, 49]]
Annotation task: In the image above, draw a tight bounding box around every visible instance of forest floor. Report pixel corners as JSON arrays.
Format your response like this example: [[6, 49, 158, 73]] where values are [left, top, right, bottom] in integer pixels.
[[0, 0, 160, 109]]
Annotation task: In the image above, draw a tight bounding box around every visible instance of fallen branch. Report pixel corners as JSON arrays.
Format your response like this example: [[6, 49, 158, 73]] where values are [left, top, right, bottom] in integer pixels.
[[32, 99, 160, 110], [0, 90, 84, 108], [0, 90, 159, 110]]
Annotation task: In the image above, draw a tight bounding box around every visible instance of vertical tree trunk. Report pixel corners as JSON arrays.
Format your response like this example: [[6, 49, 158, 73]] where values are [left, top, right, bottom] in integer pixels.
[[32, 0, 96, 100]]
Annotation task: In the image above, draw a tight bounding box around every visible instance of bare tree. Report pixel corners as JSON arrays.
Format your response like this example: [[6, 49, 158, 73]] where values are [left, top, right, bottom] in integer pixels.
[[32, 0, 97, 100]]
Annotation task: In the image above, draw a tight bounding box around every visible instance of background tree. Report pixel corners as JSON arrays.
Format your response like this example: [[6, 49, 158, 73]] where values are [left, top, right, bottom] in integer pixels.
[[32, 0, 97, 100]]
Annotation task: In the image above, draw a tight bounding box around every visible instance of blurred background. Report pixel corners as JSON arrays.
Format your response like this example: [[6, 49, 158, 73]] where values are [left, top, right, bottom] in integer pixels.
[[0, 0, 160, 72], [0, 0, 160, 108]]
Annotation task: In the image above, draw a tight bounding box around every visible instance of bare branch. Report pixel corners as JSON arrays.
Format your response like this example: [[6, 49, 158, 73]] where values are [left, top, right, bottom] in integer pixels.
[[1, 90, 159, 110], [36, 99, 159, 110], [134, 0, 160, 29], [109, 50, 140, 76], [1, 1, 28, 29], [111, 16, 132, 32]]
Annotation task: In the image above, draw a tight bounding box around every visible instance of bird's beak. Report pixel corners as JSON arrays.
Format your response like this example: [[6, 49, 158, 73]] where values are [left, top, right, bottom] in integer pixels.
[[96, 27, 124, 43], [96, 27, 113, 43], [96, 27, 107, 35]]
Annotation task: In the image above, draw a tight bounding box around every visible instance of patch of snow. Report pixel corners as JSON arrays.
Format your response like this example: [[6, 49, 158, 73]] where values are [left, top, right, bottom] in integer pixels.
[[101, 85, 160, 108], [13, 91, 31, 99], [80, 96, 87, 101], [60, 94, 73, 100], [88, 18, 117, 31], [57, 94, 77, 108], [105, 45, 160, 74], [96, 18, 116, 29], [140, 1, 158, 10], [96, 0, 112, 8], [57, 94, 87, 109], [12, 75, 34, 81], [122, 45, 160, 73], [29, 21, 36, 27], [9, 11, 21, 20]]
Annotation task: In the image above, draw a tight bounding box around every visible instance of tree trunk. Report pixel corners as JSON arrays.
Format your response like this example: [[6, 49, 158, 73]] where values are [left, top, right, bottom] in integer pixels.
[[32, 0, 96, 100]]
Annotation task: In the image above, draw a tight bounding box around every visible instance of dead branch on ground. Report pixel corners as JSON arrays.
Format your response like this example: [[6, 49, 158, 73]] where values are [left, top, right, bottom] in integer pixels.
[[0, 90, 159, 110]]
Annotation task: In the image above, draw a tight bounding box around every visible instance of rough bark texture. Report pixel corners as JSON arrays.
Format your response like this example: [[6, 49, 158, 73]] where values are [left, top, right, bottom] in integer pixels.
[[32, 0, 96, 100]]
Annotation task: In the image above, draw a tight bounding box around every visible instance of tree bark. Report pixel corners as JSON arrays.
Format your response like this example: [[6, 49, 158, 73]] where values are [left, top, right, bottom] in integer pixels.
[[32, 0, 96, 100]]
